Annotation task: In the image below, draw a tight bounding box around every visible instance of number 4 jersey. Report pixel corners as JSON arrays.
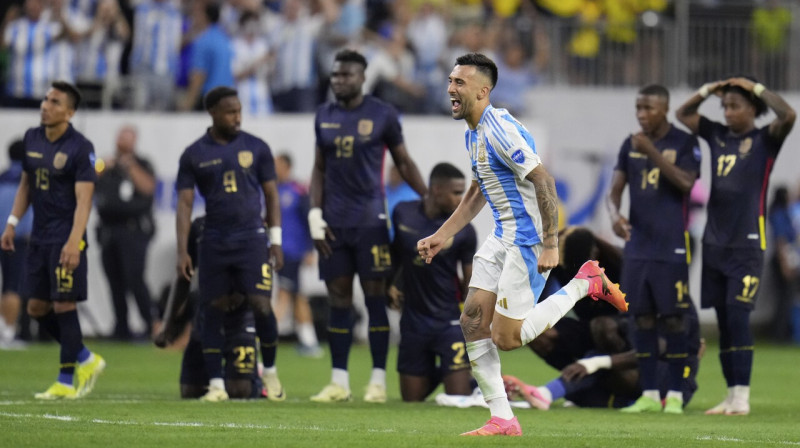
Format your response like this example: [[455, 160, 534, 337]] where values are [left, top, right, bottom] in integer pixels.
[[314, 95, 404, 228], [614, 125, 701, 263]]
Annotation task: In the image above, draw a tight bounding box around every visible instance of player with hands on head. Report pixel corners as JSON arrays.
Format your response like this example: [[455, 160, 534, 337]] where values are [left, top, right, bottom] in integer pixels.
[[676, 76, 796, 415], [417, 53, 628, 436]]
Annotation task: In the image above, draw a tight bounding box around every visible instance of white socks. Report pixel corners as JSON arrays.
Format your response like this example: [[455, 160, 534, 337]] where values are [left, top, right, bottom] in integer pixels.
[[331, 368, 349, 389], [209, 378, 225, 390], [520, 279, 588, 345], [666, 390, 683, 403], [643, 389, 660, 402], [466, 338, 513, 419], [297, 322, 319, 347], [369, 368, 386, 386]]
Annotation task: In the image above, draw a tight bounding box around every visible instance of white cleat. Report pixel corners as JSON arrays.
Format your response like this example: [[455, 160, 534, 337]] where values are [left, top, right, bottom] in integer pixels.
[[310, 383, 351, 403], [264, 373, 286, 402], [363, 383, 387, 403], [200, 385, 229, 402]]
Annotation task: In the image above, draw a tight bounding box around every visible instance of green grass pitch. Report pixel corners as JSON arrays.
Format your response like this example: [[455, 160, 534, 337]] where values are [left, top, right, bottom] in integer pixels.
[[1, 340, 799, 447]]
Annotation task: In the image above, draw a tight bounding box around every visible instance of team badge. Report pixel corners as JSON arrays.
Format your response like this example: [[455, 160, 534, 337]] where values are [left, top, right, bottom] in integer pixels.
[[739, 138, 752, 156], [358, 119, 373, 136], [477, 141, 487, 163], [511, 149, 525, 165], [53, 152, 68, 169], [662, 149, 677, 164], [238, 151, 253, 168]]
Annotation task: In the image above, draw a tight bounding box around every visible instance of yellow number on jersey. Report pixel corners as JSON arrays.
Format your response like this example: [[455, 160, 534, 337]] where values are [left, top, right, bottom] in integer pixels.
[[35, 167, 50, 190], [55, 267, 73, 293], [716, 155, 736, 177], [232, 346, 256, 370], [370, 244, 391, 268], [451, 342, 466, 366], [640, 167, 660, 190], [334, 135, 354, 158], [223, 170, 237, 193], [736, 275, 760, 304], [256, 263, 272, 291]]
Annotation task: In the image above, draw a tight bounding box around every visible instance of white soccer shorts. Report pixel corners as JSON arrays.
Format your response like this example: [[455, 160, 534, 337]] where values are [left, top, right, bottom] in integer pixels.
[[468, 234, 549, 319]]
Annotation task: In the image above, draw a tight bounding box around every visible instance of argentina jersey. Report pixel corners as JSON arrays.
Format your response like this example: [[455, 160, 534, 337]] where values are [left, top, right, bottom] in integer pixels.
[[466, 105, 543, 247]]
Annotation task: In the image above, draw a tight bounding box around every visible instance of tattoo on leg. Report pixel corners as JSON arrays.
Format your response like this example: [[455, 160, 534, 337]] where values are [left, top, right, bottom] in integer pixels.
[[461, 305, 482, 338]]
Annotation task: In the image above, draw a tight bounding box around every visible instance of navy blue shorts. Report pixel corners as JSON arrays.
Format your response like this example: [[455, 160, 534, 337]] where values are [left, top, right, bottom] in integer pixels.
[[318, 226, 392, 281], [397, 316, 469, 378], [180, 331, 259, 387], [621, 260, 690, 316], [0, 238, 28, 293], [278, 259, 301, 294], [23, 242, 88, 302], [198, 235, 272, 303], [701, 244, 764, 310]]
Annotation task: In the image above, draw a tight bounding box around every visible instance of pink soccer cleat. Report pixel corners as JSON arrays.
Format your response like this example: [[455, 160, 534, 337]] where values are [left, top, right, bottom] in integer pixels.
[[461, 416, 522, 436], [575, 260, 628, 312], [502, 375, 550, 410]]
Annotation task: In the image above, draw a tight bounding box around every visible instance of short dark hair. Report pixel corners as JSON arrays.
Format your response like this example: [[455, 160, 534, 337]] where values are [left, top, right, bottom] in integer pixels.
[[277, 152, 292, 167], [429, 162, 465, 185], [51, 80, 81, 110], [638, 84, 670, 103], [204, 86, 238, 110], [455, 53, 498, 89], [722, 75, 768, 117], [8, 139, 25, 162], [204, 2, 220, 24], [334, 49, 368, 70]]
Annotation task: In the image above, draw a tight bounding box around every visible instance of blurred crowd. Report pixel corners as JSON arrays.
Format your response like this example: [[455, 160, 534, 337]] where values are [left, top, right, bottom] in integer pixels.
[[3, 0, 791, 116]]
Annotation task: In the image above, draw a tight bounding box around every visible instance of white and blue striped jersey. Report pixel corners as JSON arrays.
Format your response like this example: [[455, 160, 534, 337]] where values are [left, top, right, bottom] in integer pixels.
[[465, 105, 543, 247], [129, 1, 182, 77], [3, 17, 62, 99], [232, 37, 273, 116]]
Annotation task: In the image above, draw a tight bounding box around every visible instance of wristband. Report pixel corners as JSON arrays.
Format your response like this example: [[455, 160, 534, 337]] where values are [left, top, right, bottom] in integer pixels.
[[698, 84, 710, 99], [269, 227, 282, 246], [576, 355, 612, 375], [753, 83, 766, 98], [6, 215, 19, 228], [308, 207, 328, 240]]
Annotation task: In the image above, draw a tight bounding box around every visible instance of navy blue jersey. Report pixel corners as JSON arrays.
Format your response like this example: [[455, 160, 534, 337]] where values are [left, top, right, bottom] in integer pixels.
[[615, 125, 701, 262], [315, 96, 404, 228], [698, 117, 784, 249], [22, 125, 96, 245], [177, 130, 276, 239], [278, 180, 312, 261], [392, 200, 477, 325]]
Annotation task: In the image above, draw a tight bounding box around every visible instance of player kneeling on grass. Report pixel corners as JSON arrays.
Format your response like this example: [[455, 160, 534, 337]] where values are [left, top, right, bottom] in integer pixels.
[[390, 163, 478, 402], [155, 217, 274, 400]]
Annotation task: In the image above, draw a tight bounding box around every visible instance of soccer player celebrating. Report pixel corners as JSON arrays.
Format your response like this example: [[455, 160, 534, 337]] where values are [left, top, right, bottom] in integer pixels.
[[1, 81, 105, 399], [606, 85, 701, 414], [176, 86, 284, 402], [391, 162, 477, 402], [676, 77, 796, 415], [308, 49, 427, 403], [417, 53, 628, 436]]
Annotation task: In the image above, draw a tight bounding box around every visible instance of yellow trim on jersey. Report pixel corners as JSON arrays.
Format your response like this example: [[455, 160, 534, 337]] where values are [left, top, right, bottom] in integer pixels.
[[684, 231, 692, 265], [759, 215, 766, 251]]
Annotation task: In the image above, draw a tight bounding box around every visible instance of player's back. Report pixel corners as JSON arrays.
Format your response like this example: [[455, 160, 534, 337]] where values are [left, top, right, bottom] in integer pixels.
[[178, 131, 276, 239], [315, 96, 404, 228]]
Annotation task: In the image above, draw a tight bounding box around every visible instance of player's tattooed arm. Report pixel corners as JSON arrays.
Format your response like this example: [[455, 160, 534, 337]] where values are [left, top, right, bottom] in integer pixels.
[[527, 164, 559, 249], [676, 80, 725, 134]]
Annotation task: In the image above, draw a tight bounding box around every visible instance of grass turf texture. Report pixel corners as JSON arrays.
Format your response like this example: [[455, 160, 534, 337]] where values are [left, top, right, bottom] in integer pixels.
[[1, 340, 799, 447]]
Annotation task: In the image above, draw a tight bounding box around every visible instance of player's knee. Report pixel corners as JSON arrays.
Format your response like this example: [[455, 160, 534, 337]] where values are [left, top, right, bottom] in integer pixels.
[[491, 330, 521, 351], [634, 314, 656, 330], [180, 384, 205, 399], [27, 299, 51, 318], [248, 295, 272, 315], [328, 292, 352, 309], [225, 380, 252, 399]]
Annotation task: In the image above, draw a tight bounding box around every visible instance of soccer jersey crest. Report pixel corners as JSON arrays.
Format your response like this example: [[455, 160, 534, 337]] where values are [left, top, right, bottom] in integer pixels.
[[739, 137, 752, 156], [53, 152, 68, 169], [358, 119, 373, 136], [238, 150, 253, 168]]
